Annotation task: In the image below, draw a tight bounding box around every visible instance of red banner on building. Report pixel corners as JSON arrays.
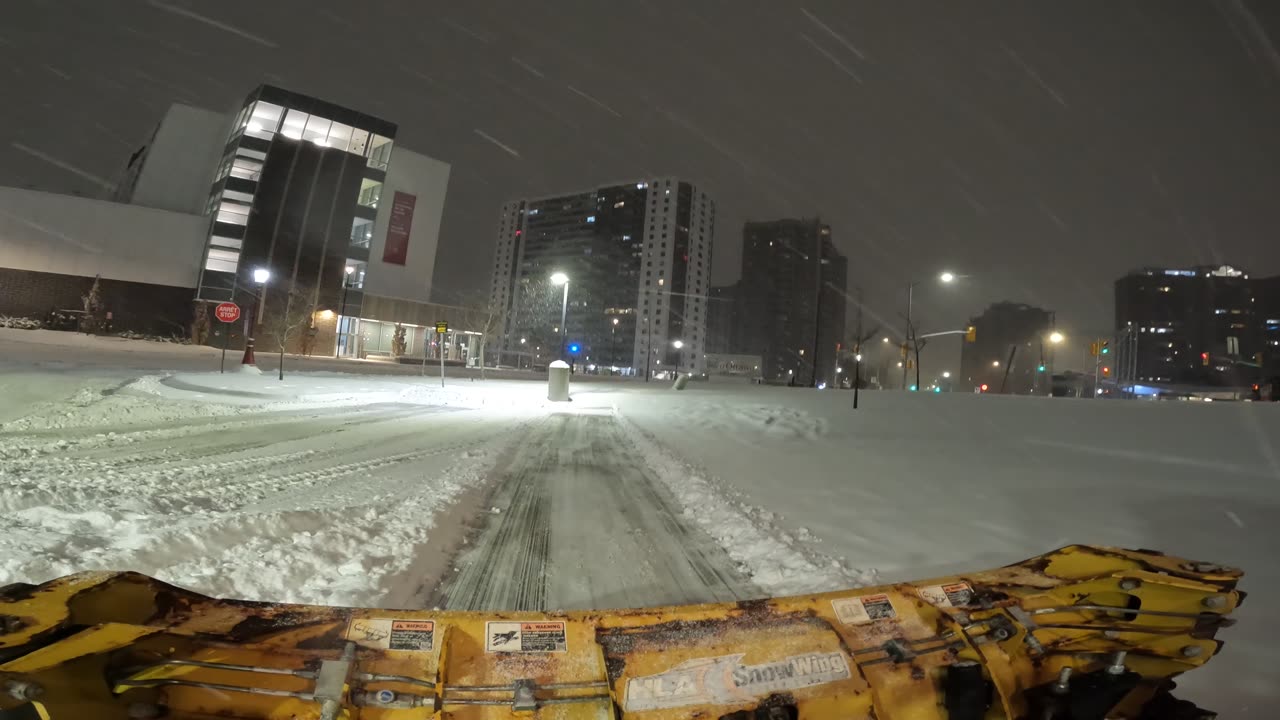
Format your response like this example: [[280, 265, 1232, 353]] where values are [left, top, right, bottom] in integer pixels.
[[382, 191, 417, 266]]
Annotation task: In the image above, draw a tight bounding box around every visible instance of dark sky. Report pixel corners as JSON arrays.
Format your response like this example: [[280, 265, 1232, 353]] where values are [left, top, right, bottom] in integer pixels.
[[4, 1, 1279, 372]]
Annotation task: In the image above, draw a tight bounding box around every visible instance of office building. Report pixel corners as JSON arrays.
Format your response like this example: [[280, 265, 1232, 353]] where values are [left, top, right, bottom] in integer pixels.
[[959, 302, 1054, 394], [489, 178, 715, 375], [1114, 265, 1261, 387], [736, 219, 847, 387], [1, 86, 463, 360]]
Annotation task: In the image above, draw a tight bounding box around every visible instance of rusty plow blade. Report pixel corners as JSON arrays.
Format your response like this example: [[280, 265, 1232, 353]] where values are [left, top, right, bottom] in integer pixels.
[[0, 545, 1243, 719]]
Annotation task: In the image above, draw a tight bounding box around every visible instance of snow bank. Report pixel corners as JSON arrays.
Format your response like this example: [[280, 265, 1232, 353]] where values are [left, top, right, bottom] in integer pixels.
[[618, 415, 876, 595], [596, 384, 1280, 715]]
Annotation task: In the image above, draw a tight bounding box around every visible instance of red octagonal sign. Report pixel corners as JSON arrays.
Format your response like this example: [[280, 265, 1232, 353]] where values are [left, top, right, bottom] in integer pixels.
[[214, 302, 241, 323]]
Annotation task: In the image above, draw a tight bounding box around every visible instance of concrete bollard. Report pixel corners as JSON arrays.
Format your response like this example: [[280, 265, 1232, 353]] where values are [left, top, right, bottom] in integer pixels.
[[672, 373, 690, 391], [548, 360, 571, 401]]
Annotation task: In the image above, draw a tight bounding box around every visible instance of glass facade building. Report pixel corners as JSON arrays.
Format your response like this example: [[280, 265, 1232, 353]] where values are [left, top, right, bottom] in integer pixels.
[[195, 86, 397, 339]]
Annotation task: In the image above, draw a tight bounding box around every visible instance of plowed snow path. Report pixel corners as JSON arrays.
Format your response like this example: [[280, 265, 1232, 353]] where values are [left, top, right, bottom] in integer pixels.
[[0, 386, 529, 607], [430, 411, 759, 611]]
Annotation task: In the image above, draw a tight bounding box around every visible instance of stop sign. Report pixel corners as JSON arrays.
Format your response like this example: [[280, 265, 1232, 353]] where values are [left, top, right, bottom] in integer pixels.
[[214, 302, 241, 323]]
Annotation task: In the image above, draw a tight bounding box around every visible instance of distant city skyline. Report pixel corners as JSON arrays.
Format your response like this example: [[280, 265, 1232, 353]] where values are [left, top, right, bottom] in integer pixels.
[[3, 1, 1279, 372]]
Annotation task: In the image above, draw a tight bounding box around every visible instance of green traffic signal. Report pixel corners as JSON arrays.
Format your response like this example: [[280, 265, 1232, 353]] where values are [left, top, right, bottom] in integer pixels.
[[1037, 364, 1046, 372]]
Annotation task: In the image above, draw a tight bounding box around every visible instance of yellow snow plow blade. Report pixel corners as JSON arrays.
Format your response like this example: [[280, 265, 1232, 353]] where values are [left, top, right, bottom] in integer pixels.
[[0, 545, 1242, 719]]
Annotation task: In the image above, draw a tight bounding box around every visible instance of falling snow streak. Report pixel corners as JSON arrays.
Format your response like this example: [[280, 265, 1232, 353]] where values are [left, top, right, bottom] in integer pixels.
[[1216, 0, 1280, 80], [473, 129, 520, 158], [43, 65, 71, 80], [1036, 201, 1069, 234], [511, 57, 545, 78], [10, 142, 113, 190], [797, 33, 863, 84], [443, 18, 492, 44], [566, 85, 623, 118], [799, 7, 867, 60], [1002, 45, 1068, 108], [146, 0, 277, 48]]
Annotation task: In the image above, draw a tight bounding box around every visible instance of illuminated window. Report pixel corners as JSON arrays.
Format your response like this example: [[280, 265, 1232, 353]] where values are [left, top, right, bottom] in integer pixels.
[[281, 109, 308, 140]]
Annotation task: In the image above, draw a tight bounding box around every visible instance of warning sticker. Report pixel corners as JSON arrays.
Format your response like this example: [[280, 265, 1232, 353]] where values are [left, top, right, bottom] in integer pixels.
[[624, 652, 850, 712], [485, 621, 568, 653], [831, 593, 897, 625], [347, 617, 435, 651], [918, 582, 974, 608]]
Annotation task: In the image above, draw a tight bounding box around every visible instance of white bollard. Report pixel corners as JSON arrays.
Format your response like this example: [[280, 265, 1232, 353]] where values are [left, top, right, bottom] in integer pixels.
[[672, 373, 690, 391], [547, 360, 571, 401]]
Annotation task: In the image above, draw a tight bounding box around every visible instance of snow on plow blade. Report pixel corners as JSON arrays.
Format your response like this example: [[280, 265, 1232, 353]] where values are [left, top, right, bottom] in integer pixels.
[[0, 546, 1242, 720]]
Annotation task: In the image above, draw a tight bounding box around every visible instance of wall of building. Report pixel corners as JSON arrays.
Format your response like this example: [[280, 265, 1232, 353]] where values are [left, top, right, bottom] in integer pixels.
[[0, 267, 193, 335], [127, 104, 232, 216], [0, 186, 207, 288], [367, 149, 451, 304]]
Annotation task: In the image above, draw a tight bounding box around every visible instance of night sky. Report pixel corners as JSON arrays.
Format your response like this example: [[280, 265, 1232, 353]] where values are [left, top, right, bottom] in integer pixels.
[[4, 1, 1279, 373]]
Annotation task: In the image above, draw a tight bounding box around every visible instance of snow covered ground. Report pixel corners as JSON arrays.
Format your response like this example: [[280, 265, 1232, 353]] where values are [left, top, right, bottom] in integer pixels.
[[1, 348, 1275, 714]]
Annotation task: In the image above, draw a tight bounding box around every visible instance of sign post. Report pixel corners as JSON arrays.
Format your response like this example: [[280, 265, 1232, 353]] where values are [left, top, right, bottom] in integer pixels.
[[436, 321, 448, 388], [214, 302, 242, 374]]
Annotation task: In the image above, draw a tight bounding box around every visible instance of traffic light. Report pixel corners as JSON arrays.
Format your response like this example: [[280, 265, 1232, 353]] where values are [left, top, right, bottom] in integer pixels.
[[1100, 340, 1110, 355], [965, 326, 976, 343], [900, 343, 909, 359], [979, 383, 989, 393], [1037, 364, 1046, 372], [909, 384, 918, 392], [1101, 366, 1111, 378], [1089, 341, 1099, 357], [1201, 352, 1210, 366], [568, 343, 581, 354]]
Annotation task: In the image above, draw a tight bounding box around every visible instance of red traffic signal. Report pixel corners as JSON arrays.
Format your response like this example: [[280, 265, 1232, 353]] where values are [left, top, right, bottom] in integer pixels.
[[979, 383, 989, 393], [1101, 366, 1111, 378], [1201, 352, 1210, 366]]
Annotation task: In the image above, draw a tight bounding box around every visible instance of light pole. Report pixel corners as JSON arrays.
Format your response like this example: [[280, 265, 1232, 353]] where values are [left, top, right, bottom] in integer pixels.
[[550, 272, 570, 361], [241, 267, 271, 366], [611, 317, 619, 372], [1043, 330, 1064, 396], [903, 271, 959, 391], [336, 265, 355, 358]]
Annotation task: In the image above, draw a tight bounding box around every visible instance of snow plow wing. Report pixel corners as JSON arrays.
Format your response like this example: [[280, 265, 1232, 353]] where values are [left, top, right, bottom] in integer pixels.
[[0, 545, 1242, 719]]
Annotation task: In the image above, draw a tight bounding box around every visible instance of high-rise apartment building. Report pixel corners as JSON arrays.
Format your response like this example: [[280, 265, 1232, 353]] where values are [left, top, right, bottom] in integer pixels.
[[489, 178, 715, 376], [1114, 265, 1261, 387], [735, 219, 847, 387]]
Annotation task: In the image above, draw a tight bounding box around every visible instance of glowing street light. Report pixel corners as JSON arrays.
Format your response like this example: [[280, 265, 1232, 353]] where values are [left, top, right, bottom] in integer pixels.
[[942, 371, 951, 378], [882, 337, 890, 343], [672, 339, 684, 349], [253, 267, 271, 284], [939, 271, 956, 283], [550, 272, 570, 359], [992, 360, 1000, 367], [1049, 331, 1065, 344]]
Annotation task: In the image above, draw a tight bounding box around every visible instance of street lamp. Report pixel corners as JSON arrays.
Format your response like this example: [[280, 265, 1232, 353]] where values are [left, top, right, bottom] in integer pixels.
[[672, 339, 684, 349], [550, 272, 570, 360], [942, 371, 951, 378], [242, 267, 271, 366], [904, 272, 960, 391], [1049, 331, 1065, 345], [992, 360, 1000, 367], [336, 266, 355, 358]]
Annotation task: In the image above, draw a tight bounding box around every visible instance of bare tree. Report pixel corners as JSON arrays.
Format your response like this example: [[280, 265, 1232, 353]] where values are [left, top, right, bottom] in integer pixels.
[[191, 301, 211, 345], [261, 282, 317, 380], [80, 275, 105, 335], [391, 323, 407, 357], [458, 294, 509, 379]]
